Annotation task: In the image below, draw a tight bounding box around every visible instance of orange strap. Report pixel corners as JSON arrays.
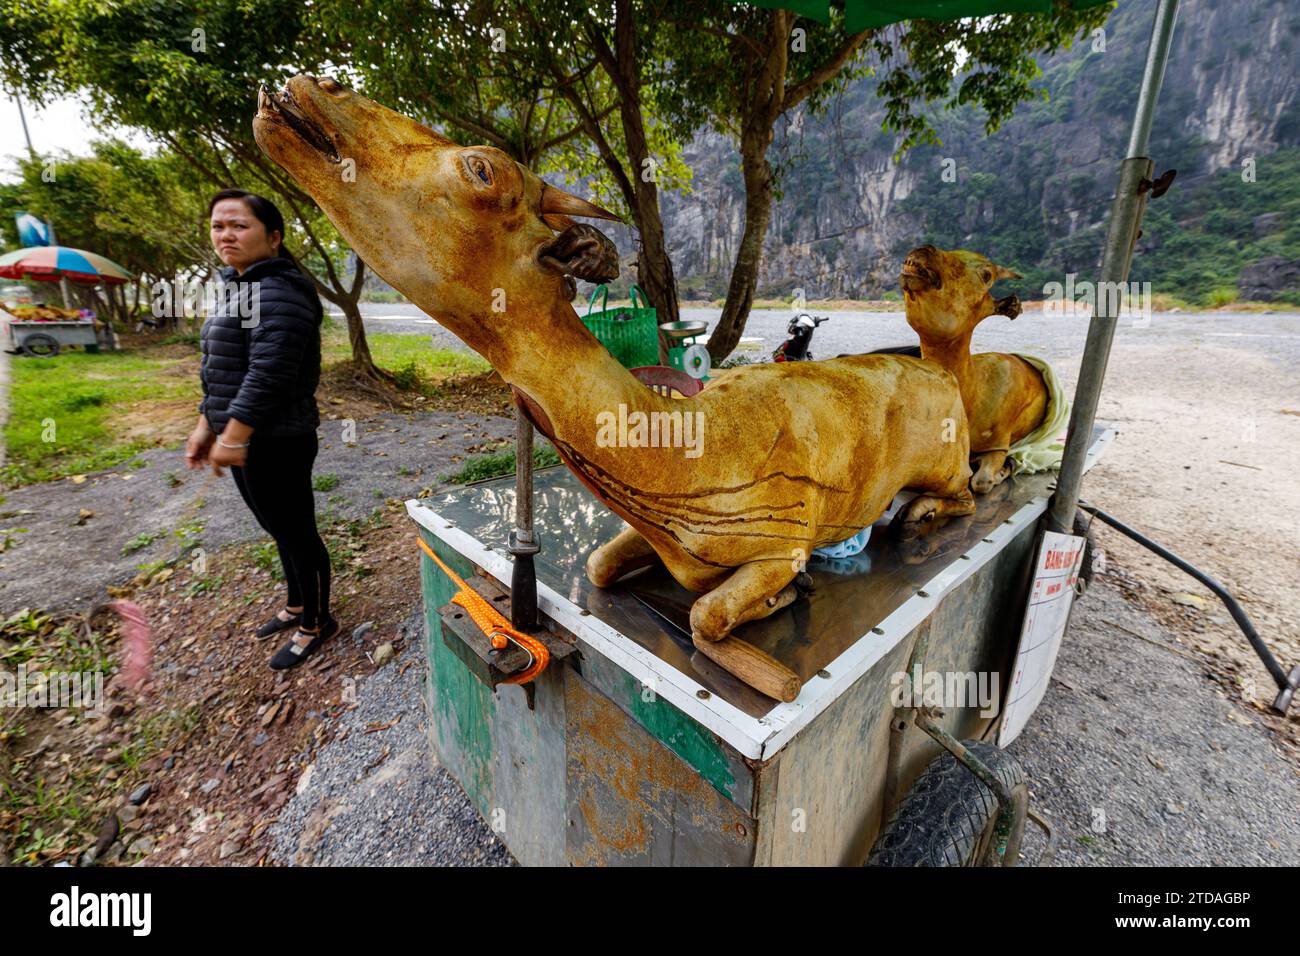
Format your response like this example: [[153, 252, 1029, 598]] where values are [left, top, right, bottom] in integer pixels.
[[417, 536, 549, 684]]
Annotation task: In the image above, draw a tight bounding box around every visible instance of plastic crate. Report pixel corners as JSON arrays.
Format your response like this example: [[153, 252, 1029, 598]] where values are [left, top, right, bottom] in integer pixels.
[[581, 284, 659, 368]]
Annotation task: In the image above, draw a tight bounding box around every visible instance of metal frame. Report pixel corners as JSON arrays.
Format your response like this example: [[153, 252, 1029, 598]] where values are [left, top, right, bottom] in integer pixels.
[[406, 431, 1114, 762]]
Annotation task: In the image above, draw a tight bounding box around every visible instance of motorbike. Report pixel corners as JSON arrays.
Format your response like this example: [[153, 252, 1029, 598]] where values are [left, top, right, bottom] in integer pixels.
[[772, 312, 829, 362]]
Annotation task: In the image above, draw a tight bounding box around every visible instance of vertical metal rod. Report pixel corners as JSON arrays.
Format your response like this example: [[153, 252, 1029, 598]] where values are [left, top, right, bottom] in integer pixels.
[[1048, 0, 1180, 535], [509, 405, 540, 630], [515, 407, 534, 540], [15, 95, 36, 157]]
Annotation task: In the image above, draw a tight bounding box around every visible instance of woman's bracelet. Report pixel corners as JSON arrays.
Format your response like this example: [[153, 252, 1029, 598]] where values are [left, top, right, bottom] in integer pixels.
[[216, 437, 250, 449]]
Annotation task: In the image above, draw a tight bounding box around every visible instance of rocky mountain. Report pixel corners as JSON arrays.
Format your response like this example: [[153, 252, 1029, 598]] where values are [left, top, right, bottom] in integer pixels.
[[652, 0, 1300, 304]]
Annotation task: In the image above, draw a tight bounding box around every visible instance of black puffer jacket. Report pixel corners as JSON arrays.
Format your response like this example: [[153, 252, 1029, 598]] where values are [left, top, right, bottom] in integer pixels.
[[199, 257, 323, 438]]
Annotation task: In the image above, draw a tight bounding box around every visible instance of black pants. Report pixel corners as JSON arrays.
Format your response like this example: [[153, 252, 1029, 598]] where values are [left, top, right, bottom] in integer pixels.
[[231, 433, 331, 630]]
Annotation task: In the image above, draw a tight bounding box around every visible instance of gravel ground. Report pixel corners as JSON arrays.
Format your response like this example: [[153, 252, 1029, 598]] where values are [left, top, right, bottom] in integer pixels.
[[0, 409, 513, 614], [1012, 577, 1299, 866], [267, 607, 512, 867], [6, 306, 1296, 866], [267, 573, 1296, 867]]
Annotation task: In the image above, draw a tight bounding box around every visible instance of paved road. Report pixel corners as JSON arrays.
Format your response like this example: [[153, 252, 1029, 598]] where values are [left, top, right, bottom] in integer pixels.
[[338, 303, 1300, 382]]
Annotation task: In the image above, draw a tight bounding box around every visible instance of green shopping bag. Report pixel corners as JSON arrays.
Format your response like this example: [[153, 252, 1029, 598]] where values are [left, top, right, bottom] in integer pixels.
[[580, 284, 659, 368]]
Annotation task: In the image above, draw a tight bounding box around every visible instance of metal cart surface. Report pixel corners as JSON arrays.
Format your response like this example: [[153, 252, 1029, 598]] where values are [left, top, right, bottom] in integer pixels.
[[407, 426, 1113, 866]]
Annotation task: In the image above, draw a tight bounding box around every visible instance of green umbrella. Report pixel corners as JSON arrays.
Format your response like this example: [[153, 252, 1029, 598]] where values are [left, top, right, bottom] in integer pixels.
[[732, 0, 1113, 32]]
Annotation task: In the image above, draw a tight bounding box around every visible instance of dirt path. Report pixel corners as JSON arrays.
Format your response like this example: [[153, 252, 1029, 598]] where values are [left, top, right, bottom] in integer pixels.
[[1070, 323, 1300, 713], [0, 409, 513, 615]]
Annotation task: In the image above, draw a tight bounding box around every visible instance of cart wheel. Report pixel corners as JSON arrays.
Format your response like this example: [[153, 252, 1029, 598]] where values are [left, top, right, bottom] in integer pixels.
[[866, 740, 1029, 867], [20, 333, 60, 358]]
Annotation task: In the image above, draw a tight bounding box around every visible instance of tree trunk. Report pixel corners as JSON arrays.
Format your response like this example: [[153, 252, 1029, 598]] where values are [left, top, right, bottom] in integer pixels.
[[708, 132, 775, 363], [631, 180, 680, 362], [610, 0, 679, 361], [291, 252, 387, 382], [340, 295, 380, 378]]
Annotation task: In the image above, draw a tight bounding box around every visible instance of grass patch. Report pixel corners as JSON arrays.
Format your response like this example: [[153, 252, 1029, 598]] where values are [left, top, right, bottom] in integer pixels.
[[320, 318, 488, 392], [2, 346, 200, 487], [249, 540, 285, 581], [445, 444, 562, 484], [312, 473, 340, 492], [121, 531, 164, 556]]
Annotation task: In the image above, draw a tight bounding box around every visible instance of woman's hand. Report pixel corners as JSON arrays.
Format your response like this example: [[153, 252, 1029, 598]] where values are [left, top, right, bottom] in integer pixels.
[[185, 417, 215, 471], [209, 418, 254, 476], [208, 439, 247, 476]]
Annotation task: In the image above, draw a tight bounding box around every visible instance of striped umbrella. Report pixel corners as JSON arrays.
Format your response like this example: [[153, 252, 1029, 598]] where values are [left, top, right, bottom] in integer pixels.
[[0, 245, 133, 285]]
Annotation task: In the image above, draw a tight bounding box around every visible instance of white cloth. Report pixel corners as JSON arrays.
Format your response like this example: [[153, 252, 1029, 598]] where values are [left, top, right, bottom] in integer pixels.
[[1007, 353, 1070, 475]]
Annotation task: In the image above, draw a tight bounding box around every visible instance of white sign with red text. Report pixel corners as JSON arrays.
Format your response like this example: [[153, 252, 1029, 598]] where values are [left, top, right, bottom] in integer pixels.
[[998, 530, 1087, 745]]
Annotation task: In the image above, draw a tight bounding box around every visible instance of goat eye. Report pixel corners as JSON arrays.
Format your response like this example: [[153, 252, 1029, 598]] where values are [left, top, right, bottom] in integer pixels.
[[466, 155, 492, 185]]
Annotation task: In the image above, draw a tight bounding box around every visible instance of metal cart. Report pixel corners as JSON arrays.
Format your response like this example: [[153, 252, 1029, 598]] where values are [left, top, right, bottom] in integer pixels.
[[408, 427, 1112, 866], [5, 318, 99, 357]]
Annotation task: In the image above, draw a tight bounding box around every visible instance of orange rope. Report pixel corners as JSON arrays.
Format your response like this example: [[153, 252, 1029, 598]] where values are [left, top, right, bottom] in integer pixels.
[[417, 536, 549, 684]]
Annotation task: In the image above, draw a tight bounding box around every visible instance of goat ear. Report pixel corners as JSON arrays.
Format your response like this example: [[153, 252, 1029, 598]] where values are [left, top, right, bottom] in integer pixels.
[[994, 264, 1022, 281], [537, 223, 619, 283], [993, 293, 1022, 320]]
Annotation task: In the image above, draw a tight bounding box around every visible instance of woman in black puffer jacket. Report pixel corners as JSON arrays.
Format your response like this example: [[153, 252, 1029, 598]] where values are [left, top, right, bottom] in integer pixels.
[[185, 189, 337, 669]]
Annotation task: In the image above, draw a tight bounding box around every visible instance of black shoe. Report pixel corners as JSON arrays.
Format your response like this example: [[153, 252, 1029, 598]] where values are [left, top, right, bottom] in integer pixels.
[[256, 610, 301, 639], [269, 617, 339, 670]]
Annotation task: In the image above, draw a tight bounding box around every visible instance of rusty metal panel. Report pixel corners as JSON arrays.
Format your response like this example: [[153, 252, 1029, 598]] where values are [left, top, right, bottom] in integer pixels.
[[575, 650, 756, 812], [755, 520, 1037, 866], [480, 663, 568, 866], [754, 637, 911, 866], [419, 532, 570, 866], [564, 667, 756, 866]]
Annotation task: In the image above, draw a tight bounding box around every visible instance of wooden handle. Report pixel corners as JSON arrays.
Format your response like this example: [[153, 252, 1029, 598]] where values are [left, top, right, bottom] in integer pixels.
[[692, 635, 801, 703]]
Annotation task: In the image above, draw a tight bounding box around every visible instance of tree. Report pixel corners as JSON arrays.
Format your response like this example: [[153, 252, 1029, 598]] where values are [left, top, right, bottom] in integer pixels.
[[0, 0, 388, 379], [663, 6, 869, 359], [0, 141, 212, 325], [311, 0, 598, 172], [519, 0, 696, 341], [670, 4, 1111, 360]]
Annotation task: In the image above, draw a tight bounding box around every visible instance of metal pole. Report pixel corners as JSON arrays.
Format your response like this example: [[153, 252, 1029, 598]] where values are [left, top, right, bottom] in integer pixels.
[[1047, 0, 1180, 535], [1078, 503, 1298, 713], [509, 405, 540, 630], [14, 96, 36, 157]]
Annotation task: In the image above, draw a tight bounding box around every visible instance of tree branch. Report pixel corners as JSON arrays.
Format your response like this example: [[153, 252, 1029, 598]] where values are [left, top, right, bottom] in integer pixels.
[[783, 30, 871, 111]]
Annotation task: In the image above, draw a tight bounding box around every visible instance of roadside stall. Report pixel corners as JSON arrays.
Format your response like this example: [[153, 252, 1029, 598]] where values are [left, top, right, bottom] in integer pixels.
[[398, 0, 1297, 866], [0, 246, 132, 354]]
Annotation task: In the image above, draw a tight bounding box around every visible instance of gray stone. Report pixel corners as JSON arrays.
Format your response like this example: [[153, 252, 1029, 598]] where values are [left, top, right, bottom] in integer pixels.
[[1238, 257, 1300, 302], [128, 782, 153, 805]]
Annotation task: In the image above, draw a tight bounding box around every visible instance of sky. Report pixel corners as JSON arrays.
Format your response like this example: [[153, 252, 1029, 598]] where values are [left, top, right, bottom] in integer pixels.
[[0, 92, 153, 183]]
